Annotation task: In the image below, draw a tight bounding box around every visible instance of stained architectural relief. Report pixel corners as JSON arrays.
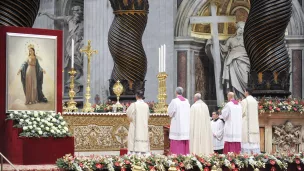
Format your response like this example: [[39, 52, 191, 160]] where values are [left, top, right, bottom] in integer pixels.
[[273, 121, 303, 153]]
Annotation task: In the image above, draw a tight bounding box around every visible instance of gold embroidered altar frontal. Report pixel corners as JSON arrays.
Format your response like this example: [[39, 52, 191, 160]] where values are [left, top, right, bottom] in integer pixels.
[[63, 113, 170, 152]]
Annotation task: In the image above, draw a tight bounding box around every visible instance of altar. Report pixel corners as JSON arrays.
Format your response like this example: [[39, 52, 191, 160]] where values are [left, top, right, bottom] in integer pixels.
[[63, 112, 170, 152]]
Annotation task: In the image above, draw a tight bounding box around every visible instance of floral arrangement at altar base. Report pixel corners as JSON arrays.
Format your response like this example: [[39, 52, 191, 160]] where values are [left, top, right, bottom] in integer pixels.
[[218, 98, 304, 114], [55, 152, 304, 171], [92, 100, 156, 113], [6, 111, 71, 138], [258, 98, 304, 114]]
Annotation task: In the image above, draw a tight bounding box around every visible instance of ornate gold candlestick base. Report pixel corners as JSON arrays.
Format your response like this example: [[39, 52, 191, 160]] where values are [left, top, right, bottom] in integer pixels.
[[81, 40, 97, 113], [66, 68, 78, 112], [154, 72, 168, 113]]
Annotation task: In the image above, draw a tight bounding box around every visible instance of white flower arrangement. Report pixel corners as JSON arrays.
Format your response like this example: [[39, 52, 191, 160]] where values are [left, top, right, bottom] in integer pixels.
[[7, 111, 71, 138]]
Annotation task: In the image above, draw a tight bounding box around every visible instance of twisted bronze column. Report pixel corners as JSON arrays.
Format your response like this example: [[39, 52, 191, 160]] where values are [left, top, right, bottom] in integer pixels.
[[108, 0, 149, 99], [0, 0, 40, 27], [244, 0, 292, 97]]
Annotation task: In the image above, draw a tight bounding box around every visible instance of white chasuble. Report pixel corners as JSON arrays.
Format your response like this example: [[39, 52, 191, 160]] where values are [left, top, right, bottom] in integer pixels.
[[168, 98, 190, 140], [220, 101, 242, 142], [211, 119, 225, 150], [189, 100, 213, 155], [126, 100, 150, 153], [241, 96, 260, 153]]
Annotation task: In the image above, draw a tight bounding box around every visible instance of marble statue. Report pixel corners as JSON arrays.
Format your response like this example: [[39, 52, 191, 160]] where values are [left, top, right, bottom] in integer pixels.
[[206, 22, 250, 99], [39, 6, 84, 86]]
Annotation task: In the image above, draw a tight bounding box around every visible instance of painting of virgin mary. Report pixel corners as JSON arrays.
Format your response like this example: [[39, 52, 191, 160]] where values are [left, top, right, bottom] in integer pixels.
[[6, 33, 56, 112], [17, 44, 48, 105]]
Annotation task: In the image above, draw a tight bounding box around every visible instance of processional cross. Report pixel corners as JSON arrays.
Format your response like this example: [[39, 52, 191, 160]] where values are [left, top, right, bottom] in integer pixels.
[[80, 40, 98, 113], [190, 0, 236, 105]]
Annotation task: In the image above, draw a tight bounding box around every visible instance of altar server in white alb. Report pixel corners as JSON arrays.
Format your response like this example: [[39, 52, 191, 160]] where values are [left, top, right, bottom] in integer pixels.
[[168, 87, 190, 155], [241, 88, 260, 154], [220, 92, 242, 154], [189, 93, 213, 155], [126, 90, 150, 154], [211, 111, 224, 154]]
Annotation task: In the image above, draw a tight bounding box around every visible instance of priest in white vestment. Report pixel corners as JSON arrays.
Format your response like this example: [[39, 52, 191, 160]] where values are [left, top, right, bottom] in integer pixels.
[[211, 111, 224, 154], [168, 87, 190, 155], [189, 93, 213, 155], [126, 90, 150, 154], [220, 92, 242, 154], [241, 88, 260, 154]]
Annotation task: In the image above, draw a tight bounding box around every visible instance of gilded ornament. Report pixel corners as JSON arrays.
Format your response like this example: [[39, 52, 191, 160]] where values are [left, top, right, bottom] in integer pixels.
[[66, 68, 78, 112], [211, 165, 217, 171], [80, 40, 97, 113], [113, 80, 124, 107], [168, 165, 177, 171], [154, 72, 168, 114], [63, 113, 169, 151]]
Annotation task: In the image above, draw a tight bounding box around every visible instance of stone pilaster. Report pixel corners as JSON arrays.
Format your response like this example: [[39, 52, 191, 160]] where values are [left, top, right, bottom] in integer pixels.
[[33, 0, 55, 29], [83, 0, 114, 103]]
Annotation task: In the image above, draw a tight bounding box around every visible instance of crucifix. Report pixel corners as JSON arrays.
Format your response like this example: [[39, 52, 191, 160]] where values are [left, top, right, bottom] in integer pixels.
[[80, 40, 98, 113], [190, 1, 236, 105]]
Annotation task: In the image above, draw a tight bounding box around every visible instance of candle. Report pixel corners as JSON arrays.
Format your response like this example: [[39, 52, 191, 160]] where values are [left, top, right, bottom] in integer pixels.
[[159, 47, 161, 72], [164, 44, 166, 72], [71, 39, 74, 68], [160, 45, 163, 72]]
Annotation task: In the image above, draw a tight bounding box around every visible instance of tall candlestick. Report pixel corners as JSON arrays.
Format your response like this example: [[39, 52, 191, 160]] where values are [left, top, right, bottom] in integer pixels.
[[159, 47, 161, 72], [71, 39, 74, 68], [164, 44, 166, 72]]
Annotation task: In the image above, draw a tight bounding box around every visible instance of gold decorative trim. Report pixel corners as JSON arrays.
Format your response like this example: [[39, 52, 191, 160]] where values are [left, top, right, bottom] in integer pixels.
[[114, 10, 148, 15], [63, 114, 170, 151]]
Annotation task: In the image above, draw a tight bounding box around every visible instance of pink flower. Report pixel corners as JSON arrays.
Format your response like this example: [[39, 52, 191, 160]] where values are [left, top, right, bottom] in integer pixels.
[[149, 166, 155, 171], [124, 160, 130, 165], [296, 158, 301, 165], [203, 168, 209, 171], [294, 108, 298, 111], [231, 163, 235, 169], [297, 165, 301, 170], [269, 106, 273, 110], [270, 160, 276, 165], [179, 162, 184, 167], [95, 163, 103, 169]]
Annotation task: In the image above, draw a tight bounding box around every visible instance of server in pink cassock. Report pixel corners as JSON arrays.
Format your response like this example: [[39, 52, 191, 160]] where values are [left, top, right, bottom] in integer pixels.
[[220, 92, 242, 154], [167, 87, 190, 155]]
